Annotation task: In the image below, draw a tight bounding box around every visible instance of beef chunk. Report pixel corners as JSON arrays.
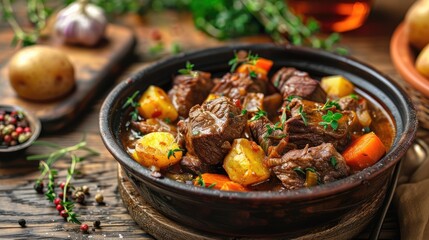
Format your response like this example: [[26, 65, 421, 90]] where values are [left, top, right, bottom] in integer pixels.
[[168, 71, 213, 118], [131, 118, 177, 137], [243, 92, 264, 113], [271, 67, 326, 103], [265, 143, 350, 190], [285, 98, 353, 152], [211, 72, 266, 102], [179, 96, 247, 165], [248, 116, 284, 153], [180, 154, 214, 175]]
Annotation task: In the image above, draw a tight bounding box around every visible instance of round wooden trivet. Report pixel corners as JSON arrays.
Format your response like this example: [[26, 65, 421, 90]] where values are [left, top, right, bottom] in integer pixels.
[[117, 164, 384, 240]]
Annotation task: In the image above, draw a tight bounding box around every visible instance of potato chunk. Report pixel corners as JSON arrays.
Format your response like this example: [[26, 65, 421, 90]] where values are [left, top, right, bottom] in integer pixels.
[[138, 85, 178, 121], [321, 75, 354, 98], [133, 132, 182, 169], [223, 138, 270, 186]]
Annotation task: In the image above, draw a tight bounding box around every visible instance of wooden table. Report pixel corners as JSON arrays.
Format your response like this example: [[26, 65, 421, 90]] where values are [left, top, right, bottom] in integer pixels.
[[0, 5, 423, 239]]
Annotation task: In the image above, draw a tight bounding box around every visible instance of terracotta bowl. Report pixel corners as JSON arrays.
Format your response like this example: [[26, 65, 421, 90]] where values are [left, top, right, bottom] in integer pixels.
[[100, 44, 417, 238], [390, 23, 429, 129]]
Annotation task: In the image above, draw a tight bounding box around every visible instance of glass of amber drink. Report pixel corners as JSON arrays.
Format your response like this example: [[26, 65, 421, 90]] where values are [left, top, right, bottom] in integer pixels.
[[287, 0, 373, 32]]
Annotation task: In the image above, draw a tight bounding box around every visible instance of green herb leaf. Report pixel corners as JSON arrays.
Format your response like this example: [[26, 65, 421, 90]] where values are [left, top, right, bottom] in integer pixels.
[[178, 61, 197, 77], [167, 148, 184, 159], [349, 93, 359, 100], [249, 71, 258, 79], [321, 99, 341, 110], [241, 109, 248, 115], [319, 110, 343, 130], [250, 108, 267, 121], [293, 167, 306, 177], [298, 105, 308, 126], [330, 156, 338, 169]]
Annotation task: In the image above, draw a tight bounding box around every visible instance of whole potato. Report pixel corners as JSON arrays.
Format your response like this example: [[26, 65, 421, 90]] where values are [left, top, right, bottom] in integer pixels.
[[8, 45, 75, 101], [416, 43, 429, 78], [405, 0, 429, 50]]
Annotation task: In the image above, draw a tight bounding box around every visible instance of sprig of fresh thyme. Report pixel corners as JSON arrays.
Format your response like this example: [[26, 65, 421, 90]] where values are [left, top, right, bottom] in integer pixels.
[[28, 137, 99, 224]]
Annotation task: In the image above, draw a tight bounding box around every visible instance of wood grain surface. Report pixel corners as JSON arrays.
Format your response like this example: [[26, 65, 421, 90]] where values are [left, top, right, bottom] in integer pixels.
[[0, 24, 136, 133], [0, 6, 425, 240]]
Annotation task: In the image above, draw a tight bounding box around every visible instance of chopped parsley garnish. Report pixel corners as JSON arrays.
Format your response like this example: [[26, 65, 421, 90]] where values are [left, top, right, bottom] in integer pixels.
[[167, 148, 184, 159], [178, 61, 198, 77], [298, 105, 308, 126], [330, 156, 338, 169], [122, 90, 141, 121], [241, 109, 248, 115], [250, 108, 267, 121], [164, 118, 171, 124], [319, 110, 343, 130]]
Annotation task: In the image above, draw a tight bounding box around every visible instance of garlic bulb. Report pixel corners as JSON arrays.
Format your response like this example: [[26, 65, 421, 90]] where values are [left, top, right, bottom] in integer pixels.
[[55, 0, 107, 47]]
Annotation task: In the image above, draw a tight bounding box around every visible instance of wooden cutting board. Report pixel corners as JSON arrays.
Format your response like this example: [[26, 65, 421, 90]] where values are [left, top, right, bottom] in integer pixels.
[[0, 24, 136, 132]]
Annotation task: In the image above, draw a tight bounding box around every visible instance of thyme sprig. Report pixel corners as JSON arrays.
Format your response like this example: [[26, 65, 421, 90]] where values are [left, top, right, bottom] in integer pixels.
[[28, 138, 99, 224], [250, 108, 267, 121], [298, 105, 308, 126], [228, 51, 259, 72], [122, 90, 140, 122], [1, 0, 52, 46], [178, 61, 198, 77]]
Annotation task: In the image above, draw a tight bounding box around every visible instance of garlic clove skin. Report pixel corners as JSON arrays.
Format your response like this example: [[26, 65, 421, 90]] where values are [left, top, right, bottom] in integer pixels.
[[55, 2, 107, 47]]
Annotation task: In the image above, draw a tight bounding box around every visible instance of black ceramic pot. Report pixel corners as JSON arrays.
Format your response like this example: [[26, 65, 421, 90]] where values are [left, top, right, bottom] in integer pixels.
[[100, 43, 417, 238]]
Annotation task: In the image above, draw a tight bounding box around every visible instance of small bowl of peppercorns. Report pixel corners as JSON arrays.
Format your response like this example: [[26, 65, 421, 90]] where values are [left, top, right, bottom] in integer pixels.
[[0, 105, 41, 155]]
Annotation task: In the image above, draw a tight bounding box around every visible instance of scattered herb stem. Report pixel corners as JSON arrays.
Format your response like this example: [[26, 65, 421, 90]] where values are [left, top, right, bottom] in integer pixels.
[[28, 138, 99, 224]]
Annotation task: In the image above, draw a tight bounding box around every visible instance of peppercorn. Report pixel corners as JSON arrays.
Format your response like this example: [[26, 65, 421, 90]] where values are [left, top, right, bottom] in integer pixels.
[[93, 220, 101, 228], [80, 223, 89, 233], [34, 181, 44, 194], [94, 193, 104, 203], [75, 191, 85, 204], [82, 185, 89, 194], [18, 219, 26, 227]]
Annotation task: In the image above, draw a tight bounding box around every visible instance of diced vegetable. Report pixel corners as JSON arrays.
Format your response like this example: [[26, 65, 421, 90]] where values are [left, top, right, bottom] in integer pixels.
[[194, 173, 247, 192], [357, 109, 372, 127], [223, 138, 270, 186], [254, 57, 274, 72], [342, 132, 386, 171], [320, 75, 354, 98], [236, 64, 268, 77], [133, 132, 182, 169], [138, 85, 178, 121], [304, 170, 318, 187], [204, 93, 220, 103]]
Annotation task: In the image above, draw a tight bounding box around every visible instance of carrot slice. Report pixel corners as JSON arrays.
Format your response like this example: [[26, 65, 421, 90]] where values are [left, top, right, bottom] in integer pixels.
[[236, 63, 267, 77], [194, 173, 247, 192], [342, 132, 386, 171], [255, 57, 274, 72]]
